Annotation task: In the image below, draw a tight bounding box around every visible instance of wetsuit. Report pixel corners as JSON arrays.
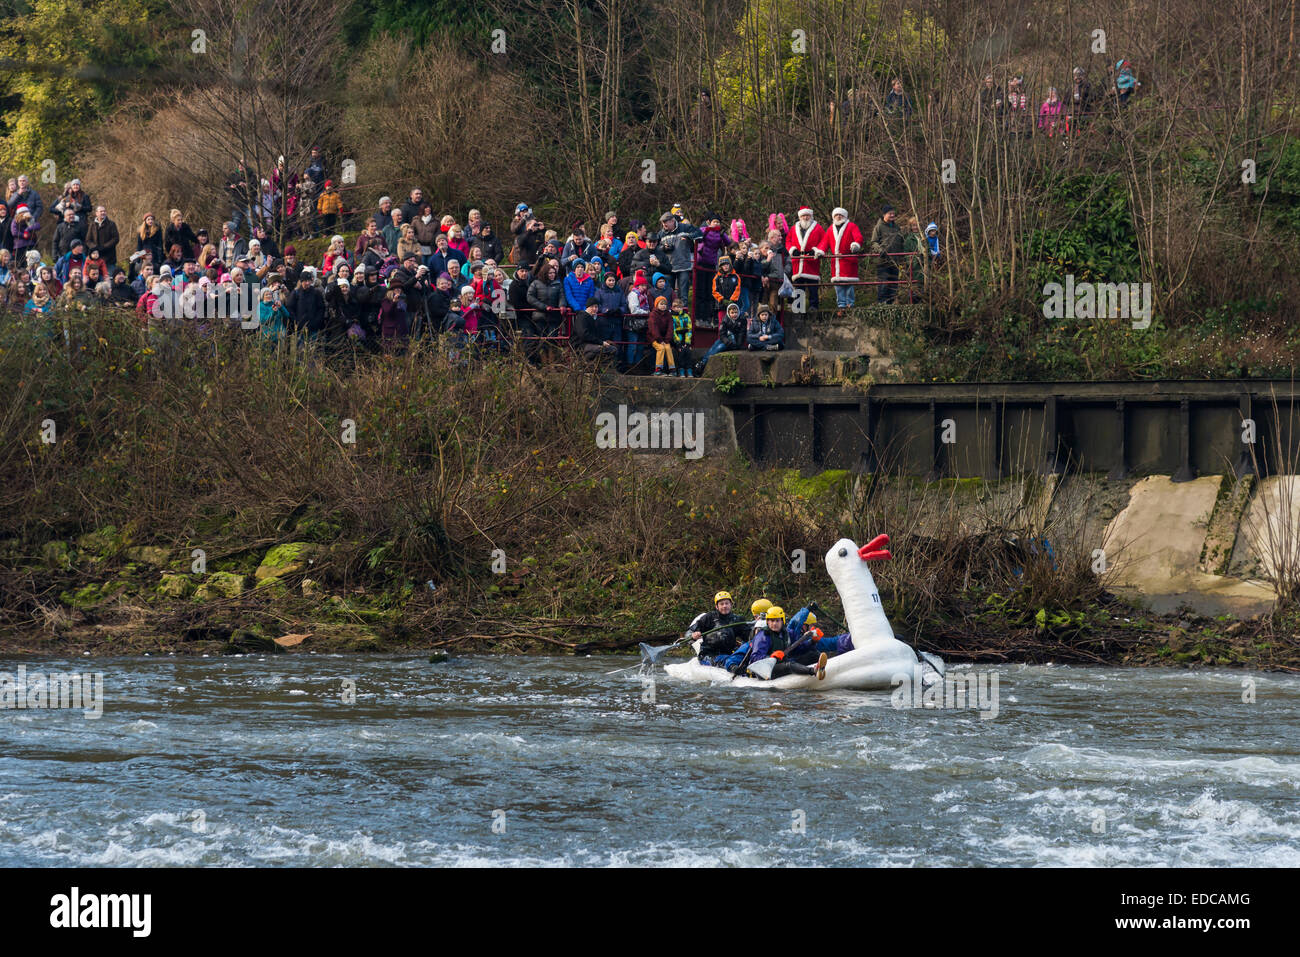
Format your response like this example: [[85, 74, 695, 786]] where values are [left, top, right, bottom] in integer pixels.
[[686, 610, 747, 665]]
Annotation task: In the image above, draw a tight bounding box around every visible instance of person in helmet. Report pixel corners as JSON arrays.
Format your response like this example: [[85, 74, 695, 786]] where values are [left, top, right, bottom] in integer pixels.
[[685, 590, 748, 665], [722, 606, 826, 679], [784, 603, 853, 674]]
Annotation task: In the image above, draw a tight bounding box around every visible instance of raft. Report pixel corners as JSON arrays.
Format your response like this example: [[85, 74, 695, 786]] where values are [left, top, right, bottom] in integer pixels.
[[663, 536, 944, 691]]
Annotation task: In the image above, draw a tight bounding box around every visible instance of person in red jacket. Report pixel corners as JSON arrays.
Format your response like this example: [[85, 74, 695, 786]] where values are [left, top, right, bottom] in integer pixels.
[[819, 206, 864, 315], [786, 206, 824, 312]]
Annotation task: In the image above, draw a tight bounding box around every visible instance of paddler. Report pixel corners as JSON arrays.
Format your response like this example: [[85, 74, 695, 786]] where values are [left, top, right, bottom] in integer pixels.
[[724, 606, 827, 680], [786, 603, 854, 666], [685, 590, 749, 666]]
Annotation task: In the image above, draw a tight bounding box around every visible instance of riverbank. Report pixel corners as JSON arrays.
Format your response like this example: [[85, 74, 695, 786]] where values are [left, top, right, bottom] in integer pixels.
[[2, 315, 1298, 670]]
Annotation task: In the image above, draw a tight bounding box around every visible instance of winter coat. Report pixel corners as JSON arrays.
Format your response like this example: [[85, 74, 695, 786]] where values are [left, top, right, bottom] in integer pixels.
[[85, 217, 119, 263], [786, 220, 825, 280], [563, 273, 594, 311], [870, 218, 904, 261], [746, 314, 784, 350], [819, 220, 864, 282], [712, 269, 740, 304], [287, 285, 327, 336], [647, 306, 673, 345], [695, 225, 727, 270]]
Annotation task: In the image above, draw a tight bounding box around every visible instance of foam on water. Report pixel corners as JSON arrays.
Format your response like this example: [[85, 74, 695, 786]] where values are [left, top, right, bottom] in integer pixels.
[[0, 656, 1296, 866]]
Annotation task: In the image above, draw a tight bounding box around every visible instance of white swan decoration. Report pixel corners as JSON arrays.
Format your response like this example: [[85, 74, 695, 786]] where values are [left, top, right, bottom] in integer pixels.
[[663, 536, 944, 690]]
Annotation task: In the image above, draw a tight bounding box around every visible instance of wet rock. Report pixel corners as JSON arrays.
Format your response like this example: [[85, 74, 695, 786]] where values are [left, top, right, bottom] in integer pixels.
[[125, 546, 172, 567], [255, 542, 320, 581], [156, 573, 194, 598], [194, 571, 247, 600]]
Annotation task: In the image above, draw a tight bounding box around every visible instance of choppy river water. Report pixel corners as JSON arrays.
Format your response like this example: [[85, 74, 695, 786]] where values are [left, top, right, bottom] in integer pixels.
[[1, 655, 1296, 866]]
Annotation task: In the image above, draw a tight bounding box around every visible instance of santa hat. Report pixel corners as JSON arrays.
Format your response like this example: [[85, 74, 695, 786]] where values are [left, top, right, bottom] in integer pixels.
[[15, 204, 29, 217], [832, 207, 849, 220], [797, 206, 814, 217]]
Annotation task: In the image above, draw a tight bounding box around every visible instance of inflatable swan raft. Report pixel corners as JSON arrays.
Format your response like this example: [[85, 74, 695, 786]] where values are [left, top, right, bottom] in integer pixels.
[[664, 536, 944, 691]]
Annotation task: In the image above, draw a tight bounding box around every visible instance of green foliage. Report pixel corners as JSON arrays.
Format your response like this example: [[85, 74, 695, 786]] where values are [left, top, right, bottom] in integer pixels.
[[714, 0, 943, 123], [0, 0, 166, 170], [713, 370, 741, 394], [1026, 173, 1141, 288]]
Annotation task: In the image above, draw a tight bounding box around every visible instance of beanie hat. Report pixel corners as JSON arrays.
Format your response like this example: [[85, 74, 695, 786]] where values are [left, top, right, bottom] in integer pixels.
[[718, 256, 732, 267], [757, 303, 773, 316], [883, 205, 895, 215], [460, 285, 474, 296], [654, 296, 668, 309], [283, 245, 296, 255], [633, 270, 647, 284], [438, 271, 452, 282]]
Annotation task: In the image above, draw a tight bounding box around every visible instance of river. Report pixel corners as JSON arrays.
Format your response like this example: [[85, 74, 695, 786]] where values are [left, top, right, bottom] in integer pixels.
[[1, 655, 1296, 866]]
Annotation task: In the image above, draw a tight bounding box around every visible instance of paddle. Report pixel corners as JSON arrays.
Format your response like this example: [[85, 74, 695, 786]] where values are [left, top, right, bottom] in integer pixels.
[[604, 621, 742, 675]]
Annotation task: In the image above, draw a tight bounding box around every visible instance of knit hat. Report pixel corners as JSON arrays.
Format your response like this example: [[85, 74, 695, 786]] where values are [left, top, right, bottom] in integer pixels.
[[438, 271, 452, 282], [652, 272, 668, 286], [283, 245, 296, 255], [654, 296, 668, 309], [757, 303, 772, 316], [726, 301, 741, 314], [883, 205, 895, 215], [633, 270, 647, 284], [718, 256, 732, 267], [460, 285, 474, 296], [159, 265, 173, 277]]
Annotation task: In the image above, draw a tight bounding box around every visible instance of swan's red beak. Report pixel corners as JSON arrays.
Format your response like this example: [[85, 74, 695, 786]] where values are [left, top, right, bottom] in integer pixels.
[[858, 534, 891, 562]]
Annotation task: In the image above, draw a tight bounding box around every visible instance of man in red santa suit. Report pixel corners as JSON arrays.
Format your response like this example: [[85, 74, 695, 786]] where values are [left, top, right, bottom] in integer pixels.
[[786, 206, 825, 312], [819, 206, 863, 316]]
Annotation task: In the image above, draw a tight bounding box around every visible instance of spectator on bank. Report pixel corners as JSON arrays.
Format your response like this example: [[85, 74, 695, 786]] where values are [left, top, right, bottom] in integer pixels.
[[563, 259, 594, 311], [7, 174, 44, 225], [670, 297, 695, 377], [1038, 87, 1065, 136], [52, 179, 91, 224], [978, 73, 999, 116], [85, 206, 119, 267], [374, 196, 395, 230], [884, 77, 914, 118], [1002, 75, 1031, 135], [647, 295, 675, 375], [382, 209, 404, 256], [787, 206, 824, 311], [1069, 67, 1096, 130], [746, 302, 784, 350], [413, 203, 439, 260], [53, 207, 86, 259], [11, 204, 40, 260], [870, 205, 904, 303], [1113, 60, 1139, 105], [322, 234, 350, 274], [0, 202, 12, 255], [164, 209, 199, 262], [820, 206, 864, 315]]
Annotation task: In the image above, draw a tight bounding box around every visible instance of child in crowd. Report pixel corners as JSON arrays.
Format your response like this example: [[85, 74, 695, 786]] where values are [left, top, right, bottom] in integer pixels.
[[671, 297, 694, 377], [648, 295, 675, 376]]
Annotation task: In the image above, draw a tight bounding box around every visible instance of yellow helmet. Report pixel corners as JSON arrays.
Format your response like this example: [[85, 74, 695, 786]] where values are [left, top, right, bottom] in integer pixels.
[[766, 606, 786, 621], [714, 590, 733, 605], [806, 612, 817, 625], [751, 598, 772, 617]]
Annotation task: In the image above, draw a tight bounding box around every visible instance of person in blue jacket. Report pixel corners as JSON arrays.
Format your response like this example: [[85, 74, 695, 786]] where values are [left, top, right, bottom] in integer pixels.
[[785, 604, 853, 668], [563, 260, 595, 312], [745, 302, 784, 350], [721, 606, 824, 679]]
